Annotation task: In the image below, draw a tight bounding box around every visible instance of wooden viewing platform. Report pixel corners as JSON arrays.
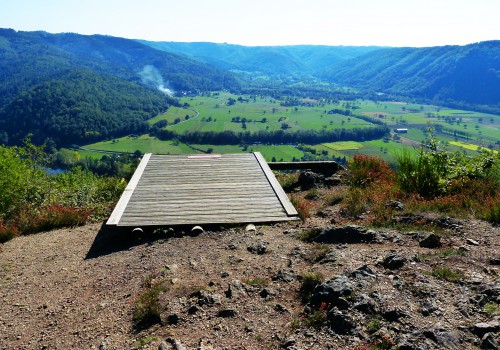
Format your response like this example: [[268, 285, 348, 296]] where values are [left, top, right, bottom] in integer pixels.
[[107, 153, 298, 227]]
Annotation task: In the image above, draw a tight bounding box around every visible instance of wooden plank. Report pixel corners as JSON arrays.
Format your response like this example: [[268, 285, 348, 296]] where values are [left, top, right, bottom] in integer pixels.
[[253, 152, 298, 216], [111, 153, 298, 227], [106, 153, 151, 225]]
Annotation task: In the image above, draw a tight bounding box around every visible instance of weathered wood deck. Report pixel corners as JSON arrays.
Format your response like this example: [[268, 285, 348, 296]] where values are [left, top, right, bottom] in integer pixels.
[[107, 153, 298, 227]]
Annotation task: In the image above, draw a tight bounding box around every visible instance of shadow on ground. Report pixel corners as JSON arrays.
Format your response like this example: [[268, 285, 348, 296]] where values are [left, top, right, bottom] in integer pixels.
[[85, 222, 229, 260]]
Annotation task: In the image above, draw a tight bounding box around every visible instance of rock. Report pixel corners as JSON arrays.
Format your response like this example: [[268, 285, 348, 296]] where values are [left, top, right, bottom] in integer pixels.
[[298, 171, 324, 190], [245, 224, 256, 232], [167, 338, 187, 350], [260, 288, 276, 298], [247, 241, 267, 254], [489, 258, 500, 266], [275, 304, 289, 313], [217, 309, 237, 318], [314, 225, 377, 244], [420, 299, 438, 316], [221, 271, 229, 278], [99, 337, 108, 350], [280, 336, 296, 348], [196, 290, 221, 306], [191, 226, 204, 234], [386, 200, 405, 211], [188, 305, 201, 314], [466, 238, 480, 246], [328, 308, 355, 334], [353, 294, 378, 314], [319, 251, 338, 264], [481, 332, 499, 349], [471, 319, 500, 338], [310, 275, 354, 306], [382, 252, 406, 270], [422, 327, 461, 350], [225, 280, 246, 298], [325, 174, 342, 186], [419, 233, 442, 248], [158, 341, 169, 350], [168, 314, 180, 325], [383, 308, 407, 322], [272, 269, 297, 283]]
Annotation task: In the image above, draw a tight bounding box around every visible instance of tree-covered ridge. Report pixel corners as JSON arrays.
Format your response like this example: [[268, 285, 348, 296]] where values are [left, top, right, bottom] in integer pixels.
[[139, 40, 382, 75], [322, 41, 500, 107], [0, 28, 241, 108], [0, 69, 176, 146]]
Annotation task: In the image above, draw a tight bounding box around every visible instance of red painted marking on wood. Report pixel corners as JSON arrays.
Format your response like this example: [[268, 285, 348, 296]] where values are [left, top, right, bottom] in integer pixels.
[[187, 154, 222, 159]]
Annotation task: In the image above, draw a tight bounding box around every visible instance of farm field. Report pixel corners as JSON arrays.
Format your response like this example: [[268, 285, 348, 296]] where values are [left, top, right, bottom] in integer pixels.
[[82, 93, 500, 163]]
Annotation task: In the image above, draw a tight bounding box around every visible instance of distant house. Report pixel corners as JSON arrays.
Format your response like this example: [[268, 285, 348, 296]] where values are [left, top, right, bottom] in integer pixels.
[[395, 128, 408, 134]]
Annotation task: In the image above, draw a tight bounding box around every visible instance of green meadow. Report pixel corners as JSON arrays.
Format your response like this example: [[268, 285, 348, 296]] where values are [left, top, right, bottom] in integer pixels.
[[82, 93, 500, 163]]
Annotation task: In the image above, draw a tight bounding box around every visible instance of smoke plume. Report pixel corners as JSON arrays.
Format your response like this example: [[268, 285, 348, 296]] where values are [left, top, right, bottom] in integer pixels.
[[138, 65, 174, 96]]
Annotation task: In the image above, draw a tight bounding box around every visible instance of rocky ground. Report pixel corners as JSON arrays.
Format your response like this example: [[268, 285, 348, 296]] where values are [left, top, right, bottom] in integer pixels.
[[0, 183, 499, 350]]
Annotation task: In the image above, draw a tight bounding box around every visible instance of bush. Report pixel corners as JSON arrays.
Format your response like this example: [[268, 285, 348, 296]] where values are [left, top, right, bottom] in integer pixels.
[[298, 272, 324, 303], [290, 195, 313, 221], [347, 154, 394, 188], [132, 277, 167, 330], [397, 136, 496, 198], [0, 142, 126, 241], [431, 266, 464, 282]]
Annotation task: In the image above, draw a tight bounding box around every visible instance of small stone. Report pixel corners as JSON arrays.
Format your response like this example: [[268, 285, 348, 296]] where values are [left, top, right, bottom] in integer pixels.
[[280, 336, 296, 348], [471, 320, 500, 338], [419, 233, 442, 248], [481, 332, 499, 350], [386, 200, 405, 211], [274, 304, 288, 313], [221, 271, 229, 278], [188, 305, 201, 314], [245, 224, 256, 232], [489, 258, 500, 266], [191, 226, 204, 234], [272, 269, 297, 283], [158, 341, 169, 350], [382, 252, 406, 270], [247, 241, 267, 254], [217, 309, 237, 318], [167, 338, 187, 350], [168, 314, 180, 325], [466, 238, 480, 246], [260, 288, 276, 298]]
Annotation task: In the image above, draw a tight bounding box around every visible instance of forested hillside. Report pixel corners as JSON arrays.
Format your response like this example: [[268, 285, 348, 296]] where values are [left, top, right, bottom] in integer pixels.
[[322, 41, 500, 107], [139, 41, 381, 75], [0, 29, 242, 146], [0, 70, 177, 146]]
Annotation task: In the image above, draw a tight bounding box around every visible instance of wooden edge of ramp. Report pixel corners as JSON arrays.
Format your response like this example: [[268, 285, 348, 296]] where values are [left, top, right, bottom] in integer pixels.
[[106, 153, 151, 225], [253, 152, 298, 216]]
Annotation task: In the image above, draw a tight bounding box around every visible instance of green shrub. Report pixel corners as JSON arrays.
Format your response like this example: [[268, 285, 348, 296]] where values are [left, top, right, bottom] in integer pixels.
[[298, 271, 324, 303], [132, 277, 167, 330], [431, 266, 464, 282], [397, 135, 496, 199], [484, 302, 499, 317], [341, 188, 368, 217], [295, 227, 322, 242], [244, 277, 269, 287], [304, 244, 331, 263]]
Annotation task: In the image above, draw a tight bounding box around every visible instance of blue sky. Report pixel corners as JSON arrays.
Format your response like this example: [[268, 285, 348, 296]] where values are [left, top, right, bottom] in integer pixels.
[[1, 0, 498, 47]]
